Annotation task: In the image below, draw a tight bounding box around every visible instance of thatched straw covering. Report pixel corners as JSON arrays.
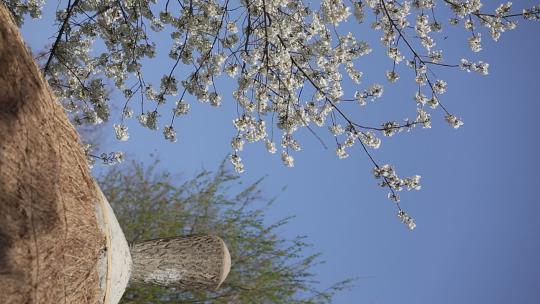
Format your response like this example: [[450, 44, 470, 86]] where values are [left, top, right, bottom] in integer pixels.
[[0, 4, 106, 303]]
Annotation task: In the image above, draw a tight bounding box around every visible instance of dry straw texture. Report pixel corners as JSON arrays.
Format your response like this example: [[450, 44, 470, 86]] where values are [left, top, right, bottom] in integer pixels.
[[0, 3, 106, 303]]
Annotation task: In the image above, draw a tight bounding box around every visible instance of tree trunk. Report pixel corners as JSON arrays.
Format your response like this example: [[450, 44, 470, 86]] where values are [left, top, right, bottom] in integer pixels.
[[0, 4, 106, 304], [130, 235, 231, 290]]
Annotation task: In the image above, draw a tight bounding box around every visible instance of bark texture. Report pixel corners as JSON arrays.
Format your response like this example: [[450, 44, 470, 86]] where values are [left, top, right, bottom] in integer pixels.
[[130, 235, 231, 290], [0, 4, 106, 304]]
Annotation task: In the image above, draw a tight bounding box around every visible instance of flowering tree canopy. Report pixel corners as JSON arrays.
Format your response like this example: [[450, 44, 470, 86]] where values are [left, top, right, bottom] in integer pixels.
[[5, 0, 539, 229]]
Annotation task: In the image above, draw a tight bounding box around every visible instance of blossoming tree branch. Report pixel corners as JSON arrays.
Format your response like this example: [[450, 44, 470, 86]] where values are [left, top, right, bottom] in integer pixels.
[[6, 0, 539, 229]]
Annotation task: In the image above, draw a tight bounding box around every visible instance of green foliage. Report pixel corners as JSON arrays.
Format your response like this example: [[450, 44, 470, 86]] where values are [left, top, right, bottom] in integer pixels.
[[98, 159, 353, 303]]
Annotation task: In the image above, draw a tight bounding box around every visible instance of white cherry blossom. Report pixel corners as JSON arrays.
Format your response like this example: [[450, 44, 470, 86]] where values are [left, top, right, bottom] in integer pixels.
[[13, 0, 539, 229]]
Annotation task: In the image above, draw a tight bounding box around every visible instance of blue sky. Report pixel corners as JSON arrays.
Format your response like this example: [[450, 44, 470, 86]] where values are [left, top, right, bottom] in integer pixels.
[[21, 2, 540, 303]]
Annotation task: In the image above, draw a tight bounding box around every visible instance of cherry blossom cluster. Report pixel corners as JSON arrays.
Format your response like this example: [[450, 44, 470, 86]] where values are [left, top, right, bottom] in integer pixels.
[[1, 0, 43, 25], [373, 164, 422, 203], [398, 210, 416, 230], [83, 144, 124, 167]]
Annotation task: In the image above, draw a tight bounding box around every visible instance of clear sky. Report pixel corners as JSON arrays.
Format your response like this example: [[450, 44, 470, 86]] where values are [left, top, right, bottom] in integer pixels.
[[21, 2, 540, 303]]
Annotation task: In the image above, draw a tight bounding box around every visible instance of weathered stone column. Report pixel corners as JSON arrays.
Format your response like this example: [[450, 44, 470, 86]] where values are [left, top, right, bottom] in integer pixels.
[[130, 235, 231, 290]]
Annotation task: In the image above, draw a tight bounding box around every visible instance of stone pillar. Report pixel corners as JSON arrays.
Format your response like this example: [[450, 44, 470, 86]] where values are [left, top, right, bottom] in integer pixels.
[[130, 235, 231, 290]]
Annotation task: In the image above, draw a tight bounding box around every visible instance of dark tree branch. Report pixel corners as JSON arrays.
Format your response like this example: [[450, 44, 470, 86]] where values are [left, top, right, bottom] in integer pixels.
[[43, 0, 81, 75]]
